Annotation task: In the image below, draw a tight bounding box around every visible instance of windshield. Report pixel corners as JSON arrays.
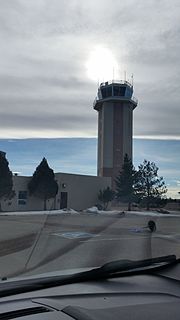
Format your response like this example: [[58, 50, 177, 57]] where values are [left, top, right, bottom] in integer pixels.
[[0, 0, 180, 281]]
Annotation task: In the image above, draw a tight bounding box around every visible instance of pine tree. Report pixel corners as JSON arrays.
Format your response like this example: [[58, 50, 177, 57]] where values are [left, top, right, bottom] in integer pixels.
[[115, 154, 138, 211], [28, 158, 58, 210], [0, 152, 14, 212], [137, 160, 167, 211], [98, 187, 115, 210]]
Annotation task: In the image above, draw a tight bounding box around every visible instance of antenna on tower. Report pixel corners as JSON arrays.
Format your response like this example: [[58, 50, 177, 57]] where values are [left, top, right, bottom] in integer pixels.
[[131, 73, 134, 86]]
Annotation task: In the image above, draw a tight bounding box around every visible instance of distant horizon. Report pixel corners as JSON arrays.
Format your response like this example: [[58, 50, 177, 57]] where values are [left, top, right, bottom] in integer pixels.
[[1, 136, 180, 141]]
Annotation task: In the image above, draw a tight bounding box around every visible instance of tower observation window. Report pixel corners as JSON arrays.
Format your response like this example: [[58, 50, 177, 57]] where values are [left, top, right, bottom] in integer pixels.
[[113, 86, 126, 96], [101, 86, 112, 98]]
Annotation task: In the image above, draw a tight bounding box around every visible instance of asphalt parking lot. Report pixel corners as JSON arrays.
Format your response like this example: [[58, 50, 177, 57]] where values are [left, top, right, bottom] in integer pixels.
[[0, 212, 180, 278]]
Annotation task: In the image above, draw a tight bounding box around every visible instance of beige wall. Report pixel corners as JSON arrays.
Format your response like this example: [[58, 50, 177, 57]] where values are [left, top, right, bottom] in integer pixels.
[[2, 173, 111, 212], [1, 176, 53, 212], [55, 173, 111, 211]]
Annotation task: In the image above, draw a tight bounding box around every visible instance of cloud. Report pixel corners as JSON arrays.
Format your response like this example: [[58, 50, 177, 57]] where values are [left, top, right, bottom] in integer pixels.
[[0, 0, 180, 138]]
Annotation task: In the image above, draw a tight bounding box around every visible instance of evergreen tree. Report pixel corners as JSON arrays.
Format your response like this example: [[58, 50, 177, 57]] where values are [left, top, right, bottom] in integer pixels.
[[98, 186, 115, 210], [136, 160, 167, 211], [28, 158, 58, 210], [115, 154, 138, 211], [0, 151, 14, 212]]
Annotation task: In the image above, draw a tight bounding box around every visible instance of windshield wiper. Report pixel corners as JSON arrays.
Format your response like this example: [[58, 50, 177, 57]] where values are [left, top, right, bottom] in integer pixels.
[[0, 255, 178, 298], [99, 254, 177, 274]]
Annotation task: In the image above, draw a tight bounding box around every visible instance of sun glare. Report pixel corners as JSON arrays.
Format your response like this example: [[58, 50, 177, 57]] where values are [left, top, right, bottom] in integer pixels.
[[86, 47, 118, 82]]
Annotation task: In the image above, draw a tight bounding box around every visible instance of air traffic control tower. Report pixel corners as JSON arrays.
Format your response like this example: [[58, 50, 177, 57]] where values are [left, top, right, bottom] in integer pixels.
[[93, 80, 138, 189]]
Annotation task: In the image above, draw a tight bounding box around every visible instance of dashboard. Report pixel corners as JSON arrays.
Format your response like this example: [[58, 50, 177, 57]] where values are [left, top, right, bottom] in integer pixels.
[[0, 264, 180, 319]]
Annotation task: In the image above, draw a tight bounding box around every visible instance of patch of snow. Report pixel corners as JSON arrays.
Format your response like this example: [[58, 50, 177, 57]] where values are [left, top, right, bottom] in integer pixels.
[[57, 208, 79, 214], [1, 210, 48, 216], [2, 209, 179, 218], [126, 211, 180, 217], [84, 206, 100, 214], [83, 207, 125, 216], [1, 208, 79, 216]]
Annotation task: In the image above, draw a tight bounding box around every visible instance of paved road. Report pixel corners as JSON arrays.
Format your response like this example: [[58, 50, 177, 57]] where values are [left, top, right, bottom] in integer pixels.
[[0, 212, 180, 278]]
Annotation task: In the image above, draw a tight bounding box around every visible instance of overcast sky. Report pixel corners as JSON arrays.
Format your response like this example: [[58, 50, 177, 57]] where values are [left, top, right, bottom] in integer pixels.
[[0, 0, 180, 139]]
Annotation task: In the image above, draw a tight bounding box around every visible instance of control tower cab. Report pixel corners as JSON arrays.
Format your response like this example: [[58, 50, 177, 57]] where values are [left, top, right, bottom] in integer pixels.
[[93, 80, 138, 189]]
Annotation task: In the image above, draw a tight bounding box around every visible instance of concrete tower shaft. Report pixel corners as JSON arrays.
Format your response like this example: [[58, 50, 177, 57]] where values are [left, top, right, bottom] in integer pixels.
[[93, 80, 137, 189]]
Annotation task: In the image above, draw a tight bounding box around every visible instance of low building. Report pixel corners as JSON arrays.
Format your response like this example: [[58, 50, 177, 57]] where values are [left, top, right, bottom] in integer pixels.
[[2, 173, 111, 212]]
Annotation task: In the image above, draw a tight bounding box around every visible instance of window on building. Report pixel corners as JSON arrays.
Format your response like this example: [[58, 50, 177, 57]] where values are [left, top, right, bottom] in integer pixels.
[[18, 191, 27, 205], [18, 199, 26, 205], [18, 191, 27, 199]]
